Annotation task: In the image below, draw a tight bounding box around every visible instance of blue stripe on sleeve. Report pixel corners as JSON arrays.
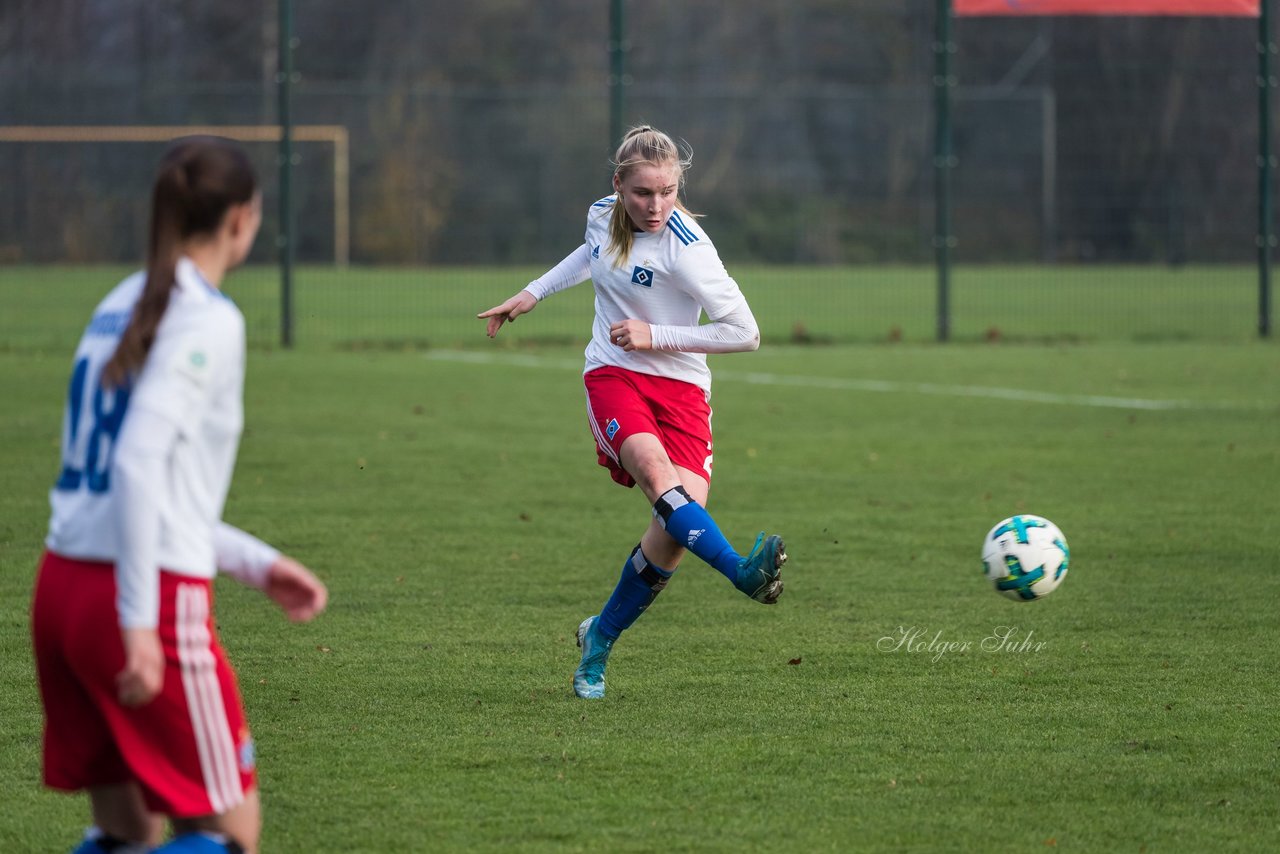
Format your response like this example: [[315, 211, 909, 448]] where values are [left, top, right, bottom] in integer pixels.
[[666, 211, 698, 245]]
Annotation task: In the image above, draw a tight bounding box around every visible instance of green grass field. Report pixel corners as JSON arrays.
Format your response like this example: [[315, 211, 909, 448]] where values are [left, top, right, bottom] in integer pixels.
[[2, 266, 1278, 852], [0, 263, 1266, 352]]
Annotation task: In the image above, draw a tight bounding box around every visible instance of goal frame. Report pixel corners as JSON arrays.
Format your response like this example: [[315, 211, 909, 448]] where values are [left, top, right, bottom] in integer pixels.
[[0, 124, 350, 266]]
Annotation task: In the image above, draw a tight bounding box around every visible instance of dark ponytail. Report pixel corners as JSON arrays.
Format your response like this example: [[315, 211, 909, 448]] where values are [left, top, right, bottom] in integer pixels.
[[102, 136, 257, 388]]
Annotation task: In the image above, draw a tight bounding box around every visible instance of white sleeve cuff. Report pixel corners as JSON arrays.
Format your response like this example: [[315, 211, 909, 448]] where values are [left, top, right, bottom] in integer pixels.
[[213, 523, 280, 589], [648, 303, 760, 354]]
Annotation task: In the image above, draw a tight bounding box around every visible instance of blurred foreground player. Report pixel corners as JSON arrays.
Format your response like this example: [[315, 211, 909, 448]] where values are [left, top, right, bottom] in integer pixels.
[[32, 136, 327, 854]]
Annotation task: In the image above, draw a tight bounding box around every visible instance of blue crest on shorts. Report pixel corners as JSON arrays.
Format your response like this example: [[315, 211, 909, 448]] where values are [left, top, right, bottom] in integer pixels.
[[631, 266, 654, 287], [606, 418, 620, 440], [592, 244, 600, 259], [240, 737, 256, 771]]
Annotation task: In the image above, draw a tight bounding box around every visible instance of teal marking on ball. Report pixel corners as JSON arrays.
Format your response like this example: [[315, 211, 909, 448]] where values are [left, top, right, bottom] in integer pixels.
[[1053, 538, 1070, 580], [992, 515, 1046, 545], [997, 555, 1045, 600]]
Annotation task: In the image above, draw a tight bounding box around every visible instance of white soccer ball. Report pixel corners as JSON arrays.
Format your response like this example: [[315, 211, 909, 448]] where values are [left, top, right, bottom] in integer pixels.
[[981, 514, 1070, 601]]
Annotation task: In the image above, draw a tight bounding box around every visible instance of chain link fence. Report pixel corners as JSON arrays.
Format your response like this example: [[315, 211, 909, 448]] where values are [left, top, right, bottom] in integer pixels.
[[0, 0, 1271, 347]]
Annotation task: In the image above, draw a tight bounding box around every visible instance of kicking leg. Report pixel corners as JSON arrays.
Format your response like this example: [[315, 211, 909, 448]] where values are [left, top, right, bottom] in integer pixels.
[[622, 434, 785, 602]]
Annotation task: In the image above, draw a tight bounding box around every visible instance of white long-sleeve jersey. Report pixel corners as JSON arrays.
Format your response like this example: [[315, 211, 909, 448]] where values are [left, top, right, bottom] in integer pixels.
[[524, 195, 759, 392], [46, 258, 277, 629]]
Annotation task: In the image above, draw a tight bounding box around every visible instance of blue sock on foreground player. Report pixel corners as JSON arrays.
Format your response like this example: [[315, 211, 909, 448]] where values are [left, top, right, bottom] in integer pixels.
[[72, 828, 243, 853], [153, 831, 244, 853], [72, 827, 149, 854], [573, 485, 786, 698]]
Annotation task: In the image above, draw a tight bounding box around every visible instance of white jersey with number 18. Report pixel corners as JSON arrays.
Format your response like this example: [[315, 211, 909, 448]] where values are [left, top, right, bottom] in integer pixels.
[[46, 257, 247, 625]]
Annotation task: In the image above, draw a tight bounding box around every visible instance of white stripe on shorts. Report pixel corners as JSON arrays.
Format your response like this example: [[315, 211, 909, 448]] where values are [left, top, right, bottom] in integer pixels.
[[177, 583, 243, 815], [584, 391, 620, 465]]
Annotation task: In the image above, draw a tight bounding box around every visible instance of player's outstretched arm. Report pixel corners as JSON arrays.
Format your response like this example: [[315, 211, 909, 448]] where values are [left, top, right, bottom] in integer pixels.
[[478, 289, 538, 338], [479, 243, 593, 337]]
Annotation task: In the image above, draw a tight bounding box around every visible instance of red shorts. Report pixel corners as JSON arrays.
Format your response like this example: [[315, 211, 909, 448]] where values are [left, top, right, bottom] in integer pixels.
[[583, 366, 714, 488], [31, 551, 255, 818]]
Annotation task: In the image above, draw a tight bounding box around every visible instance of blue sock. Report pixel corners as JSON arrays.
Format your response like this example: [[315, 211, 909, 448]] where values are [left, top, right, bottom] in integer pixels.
[[72, 827, 149, 854], [154, 832, 243, 853], [654, 486, 741, 581], [596, 544, 673, 640]]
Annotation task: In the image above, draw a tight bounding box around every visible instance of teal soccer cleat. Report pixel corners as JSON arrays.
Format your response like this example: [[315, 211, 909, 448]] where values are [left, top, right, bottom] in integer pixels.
[[572, 615, 614, 699], [734, 533, 787, 604]]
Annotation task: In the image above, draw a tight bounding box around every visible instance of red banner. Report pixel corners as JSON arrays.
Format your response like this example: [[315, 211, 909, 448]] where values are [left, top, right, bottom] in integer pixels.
[[955, 0, 1259, 15]]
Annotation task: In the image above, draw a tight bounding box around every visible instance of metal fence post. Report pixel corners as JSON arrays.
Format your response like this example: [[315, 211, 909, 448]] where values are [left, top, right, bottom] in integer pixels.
[[935, 0, 955, 342], [1260, 0, 1273, 338], [278, 0, 296, 349], [609, 0, 627, 149]]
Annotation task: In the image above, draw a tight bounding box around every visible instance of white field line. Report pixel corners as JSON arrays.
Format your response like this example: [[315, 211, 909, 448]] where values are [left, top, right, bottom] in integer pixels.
[[424, 350, 1272, 412]]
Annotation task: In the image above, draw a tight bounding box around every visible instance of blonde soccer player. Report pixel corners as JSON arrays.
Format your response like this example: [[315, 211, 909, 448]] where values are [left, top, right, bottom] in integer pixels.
[[479, 125, 786, 700], [31, 136, 327, 854]]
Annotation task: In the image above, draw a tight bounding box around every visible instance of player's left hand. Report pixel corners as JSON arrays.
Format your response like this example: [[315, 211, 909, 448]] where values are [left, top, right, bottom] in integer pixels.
[[265, 556, 328, 622], [609, 319, 652, 352]]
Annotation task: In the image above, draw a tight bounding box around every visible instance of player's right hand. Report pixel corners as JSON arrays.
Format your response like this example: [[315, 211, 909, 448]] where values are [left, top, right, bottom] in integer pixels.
[[265, 556, 328, 622], [117, 627, 165, 707], [478, 290, 538, 337]]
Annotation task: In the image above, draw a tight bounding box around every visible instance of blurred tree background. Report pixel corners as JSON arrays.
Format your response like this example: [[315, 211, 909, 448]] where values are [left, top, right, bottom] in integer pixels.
[[0, 0, 1263, 268]]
